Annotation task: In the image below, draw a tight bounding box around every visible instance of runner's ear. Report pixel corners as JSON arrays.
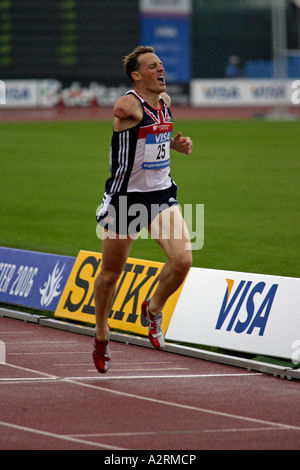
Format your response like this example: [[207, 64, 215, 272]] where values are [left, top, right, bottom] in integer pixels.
[[131, 71, 141, 83]]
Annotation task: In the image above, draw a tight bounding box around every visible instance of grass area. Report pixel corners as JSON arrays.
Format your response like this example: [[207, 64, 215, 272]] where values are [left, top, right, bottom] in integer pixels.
[[0, 119, 299, 277]]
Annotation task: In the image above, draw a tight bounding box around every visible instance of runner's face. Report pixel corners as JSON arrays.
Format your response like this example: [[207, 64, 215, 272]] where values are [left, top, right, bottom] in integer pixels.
[[135, 53, 166, 94]]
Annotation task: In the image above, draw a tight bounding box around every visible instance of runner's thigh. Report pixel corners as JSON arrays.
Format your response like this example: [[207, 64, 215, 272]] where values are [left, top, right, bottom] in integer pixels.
[[101, 230, 135, 274], [149, 206, 192, 261]]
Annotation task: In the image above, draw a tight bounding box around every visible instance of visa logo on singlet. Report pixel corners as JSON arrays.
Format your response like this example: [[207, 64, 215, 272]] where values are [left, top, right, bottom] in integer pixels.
[[155, 132, 172, 143], [147, 132, 172, 145]]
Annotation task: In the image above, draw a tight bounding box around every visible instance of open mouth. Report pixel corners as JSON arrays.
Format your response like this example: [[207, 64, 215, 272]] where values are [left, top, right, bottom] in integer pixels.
[[158, 75, 165, 84]]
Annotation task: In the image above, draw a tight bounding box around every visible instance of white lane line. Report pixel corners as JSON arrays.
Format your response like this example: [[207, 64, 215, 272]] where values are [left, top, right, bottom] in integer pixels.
[[64, 376, 300, 432], [6, 341, 78, 345], [86, 367, 190, 373], [54, 361, 174, 366], [0, 332, 34, 335], [70, 426, 293, 439], [0, 421, 127, 450], [0, 377, 60, 383], [0, 370, 262, 383], [114, 361, 174, 365], [2, 362, 299, 432], [8, 350, 124, 355], [8, 352, 93, 355], [71, 373, 263, 380], [0, 341, 6, 364], [0, 362, 60, 380], [53, 361, 177, 368], [0, 373, 261, 384]]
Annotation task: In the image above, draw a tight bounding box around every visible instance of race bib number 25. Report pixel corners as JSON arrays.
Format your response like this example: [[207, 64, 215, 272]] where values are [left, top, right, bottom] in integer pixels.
[[142, 129, 172, 170]]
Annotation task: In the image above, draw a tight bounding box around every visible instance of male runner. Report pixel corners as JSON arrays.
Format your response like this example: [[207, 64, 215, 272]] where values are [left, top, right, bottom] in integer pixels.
[[93, 46, 193, 373]]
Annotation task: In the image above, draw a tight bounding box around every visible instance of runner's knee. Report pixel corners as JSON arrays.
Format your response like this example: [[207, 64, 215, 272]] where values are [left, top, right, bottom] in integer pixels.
[[171, 251, 192, 275], [94, 268, 121, 291]]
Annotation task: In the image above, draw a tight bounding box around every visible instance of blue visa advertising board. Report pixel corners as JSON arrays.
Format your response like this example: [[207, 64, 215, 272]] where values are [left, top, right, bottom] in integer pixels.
[[0, 247, 75, 311], [140, 0, 191, 83]]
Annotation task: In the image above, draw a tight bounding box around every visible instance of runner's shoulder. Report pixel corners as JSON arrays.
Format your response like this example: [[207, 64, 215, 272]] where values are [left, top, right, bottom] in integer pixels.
[[113, 94, 142, 121], [161, 92, 171, 107]]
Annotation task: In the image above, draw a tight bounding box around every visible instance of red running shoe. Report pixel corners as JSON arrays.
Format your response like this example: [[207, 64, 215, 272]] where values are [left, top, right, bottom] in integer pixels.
[[141, 299, 165, 350], [92, 326, 111, 374]]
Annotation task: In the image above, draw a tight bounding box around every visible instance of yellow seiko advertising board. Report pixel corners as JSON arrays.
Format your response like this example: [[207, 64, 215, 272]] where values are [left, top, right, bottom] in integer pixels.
[[55, 250, 184, 337]]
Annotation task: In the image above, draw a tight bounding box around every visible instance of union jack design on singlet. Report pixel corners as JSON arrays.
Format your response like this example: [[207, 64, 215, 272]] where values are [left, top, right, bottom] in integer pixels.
[[105, 89, 174, 194]]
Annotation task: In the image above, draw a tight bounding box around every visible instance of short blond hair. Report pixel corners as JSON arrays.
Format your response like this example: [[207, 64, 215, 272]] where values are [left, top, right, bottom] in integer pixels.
[[123, 46, 155, 83]]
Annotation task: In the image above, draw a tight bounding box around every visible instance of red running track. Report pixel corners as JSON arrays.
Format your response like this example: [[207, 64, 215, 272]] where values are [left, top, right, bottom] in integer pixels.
[[1, 105, 300, 123], [0, 317, 299, 451]]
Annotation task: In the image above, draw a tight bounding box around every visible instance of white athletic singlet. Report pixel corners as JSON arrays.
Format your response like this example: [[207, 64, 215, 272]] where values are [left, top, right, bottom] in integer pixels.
[[105, 89, 173, 194]]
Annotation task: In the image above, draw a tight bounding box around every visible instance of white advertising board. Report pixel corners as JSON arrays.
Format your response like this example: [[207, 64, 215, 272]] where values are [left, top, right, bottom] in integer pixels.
[[166, 267, 300, 361], [1, 78, 298, 108], [191, 79, 295, 106], [0, 80, 5, 105], [3, 80, 38, 107]]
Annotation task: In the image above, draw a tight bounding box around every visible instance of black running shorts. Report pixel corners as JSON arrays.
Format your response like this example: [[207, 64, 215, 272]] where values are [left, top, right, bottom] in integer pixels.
[[96, 182, 178, 235]]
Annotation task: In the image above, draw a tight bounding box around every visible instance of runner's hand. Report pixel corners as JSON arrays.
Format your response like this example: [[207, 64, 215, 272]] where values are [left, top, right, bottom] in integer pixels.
[[172, 132, 193, 155]]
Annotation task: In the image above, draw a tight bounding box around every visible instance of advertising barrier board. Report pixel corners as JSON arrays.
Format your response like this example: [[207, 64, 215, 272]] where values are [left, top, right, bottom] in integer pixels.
[[54, 250, 184, 336], [2, 246, 299, 362], [0, 80, 5, 105], [165, 267, 300, 361], [0, 247, 75, 311], [191, 79, 296, 106], [0, 80, 189, 108], [3, 80, 39, 107], [2, 78, 298, 108]]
